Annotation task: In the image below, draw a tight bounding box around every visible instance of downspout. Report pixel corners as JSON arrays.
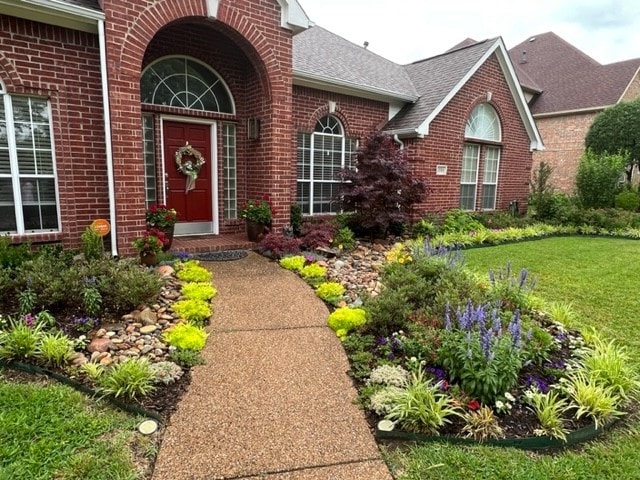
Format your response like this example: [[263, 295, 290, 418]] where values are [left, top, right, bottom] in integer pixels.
[[98, 19, 118, 257], [393, 134, 404, 150]]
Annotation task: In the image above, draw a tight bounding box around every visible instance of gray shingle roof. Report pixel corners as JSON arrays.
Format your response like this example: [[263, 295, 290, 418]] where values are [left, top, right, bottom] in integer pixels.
[[293, 26, 418, 100], [509, 32, 640, 114], [383, 40, 496, 132]]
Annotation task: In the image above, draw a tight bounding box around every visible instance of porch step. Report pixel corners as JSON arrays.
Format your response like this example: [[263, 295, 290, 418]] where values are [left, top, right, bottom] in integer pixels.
[[171, 233, 255, 254]]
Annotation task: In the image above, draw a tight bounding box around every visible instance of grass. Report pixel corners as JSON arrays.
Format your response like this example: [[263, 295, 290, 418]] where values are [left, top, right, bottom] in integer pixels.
[[0, 373, 143, 480], [384, 236, 640, 480]]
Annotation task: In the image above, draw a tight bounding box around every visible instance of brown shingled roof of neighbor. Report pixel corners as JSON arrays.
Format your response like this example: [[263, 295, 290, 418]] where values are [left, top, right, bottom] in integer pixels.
[[509, 31, 640, 114], [383, 39, 497, 133], [293, 26, 419, 100]]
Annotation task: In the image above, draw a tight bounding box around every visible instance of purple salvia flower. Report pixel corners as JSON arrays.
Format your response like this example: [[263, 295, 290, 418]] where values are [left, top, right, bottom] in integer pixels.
[[480, 329, 492, 360], [519, 268, 528, 289], [489, 269, 495, 284], [508, 309, 522, 349], [492, 308, 501, 335]]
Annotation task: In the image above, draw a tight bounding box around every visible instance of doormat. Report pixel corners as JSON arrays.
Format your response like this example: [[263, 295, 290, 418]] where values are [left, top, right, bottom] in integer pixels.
[[190, 250, 249, 261]]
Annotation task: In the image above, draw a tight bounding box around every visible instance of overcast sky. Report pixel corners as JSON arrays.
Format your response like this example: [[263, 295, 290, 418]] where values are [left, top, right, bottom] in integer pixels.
[[299, 0, 640, 65]]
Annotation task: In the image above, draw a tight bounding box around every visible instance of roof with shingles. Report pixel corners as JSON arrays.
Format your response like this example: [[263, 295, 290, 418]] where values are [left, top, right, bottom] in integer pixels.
[[509, 31, 640, 114], [293, 26, 418, 100], [383, 39, 497, 132]]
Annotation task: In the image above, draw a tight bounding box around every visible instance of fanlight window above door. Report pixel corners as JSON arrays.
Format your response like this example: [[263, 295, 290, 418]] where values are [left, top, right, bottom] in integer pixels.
[[465, 103, 501, 142], [141, 57, 234, 113]]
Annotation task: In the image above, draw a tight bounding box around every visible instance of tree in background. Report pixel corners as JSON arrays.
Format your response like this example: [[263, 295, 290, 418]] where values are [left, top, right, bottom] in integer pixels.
[[576, 150, 626, 208], [585, 98, 640, 183], [340, 133, 427, 236]]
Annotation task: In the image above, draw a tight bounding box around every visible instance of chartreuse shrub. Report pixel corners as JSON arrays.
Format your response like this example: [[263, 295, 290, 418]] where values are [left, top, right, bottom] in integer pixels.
[[327, 307, 366, 338], [315, 281, 345, 305], [176, 260, 212, 283], [279, 255, 306, 272], [525, 390, 571, 441], [562, 371, 625, 429], [163, 322, 209, 351], [35, 331, 75, 368], [0, 317, 43, 361], [181, 282, 217, 301], [300, 263, 327, 280], [97, 357, 155, 399], [172, 299, 212, 326]]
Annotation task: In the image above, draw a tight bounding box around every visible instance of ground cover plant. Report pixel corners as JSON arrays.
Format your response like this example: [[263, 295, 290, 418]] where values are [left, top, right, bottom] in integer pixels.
[[381, 236, 640, 479]]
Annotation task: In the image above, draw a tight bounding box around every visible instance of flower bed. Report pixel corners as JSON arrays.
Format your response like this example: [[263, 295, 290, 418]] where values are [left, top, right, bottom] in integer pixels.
[[280, 239, 639, 448]]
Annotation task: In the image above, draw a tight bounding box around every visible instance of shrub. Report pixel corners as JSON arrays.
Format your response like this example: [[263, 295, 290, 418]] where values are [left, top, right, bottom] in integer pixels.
[[576, 150, 626, 208], [315, 282, 345, 305], [279, 255, 306, 272], [369, 386, 404, 416], [290, 203, 303, 236], [172, 299, 212, 326], [79, 362, 105, 382], [35, 331, 75, 368], [0, 235, 32, 270], [258, 233, 302, 259], [332, 227, 356, 251], [442, 209, 485, 234], [564, 371, 625, 428], [529, 161, 556, 220], [98, 358, 155, 399], [411, 217, 439, 238], [149, 361, 184, 385], [461, 406, 503, 441], [300, 219, 336, 249], [526, 390, 570, 441], [0, 317, 43, 361], [581, 337, 639, 400], [163, 322, 209, 351], [170, 348, 205, 367], [340, 133, 427, 237], [363, 289, 412, 336], [327, 307, 367, 338], [299, 263, 327, 281], [176, 261, 212, 283], [81, 226, 104, 262], [181, 282, 217, 301], [615, 189, 640, 211], [386, 370, 462, 434], [367, 364, 410, 388]]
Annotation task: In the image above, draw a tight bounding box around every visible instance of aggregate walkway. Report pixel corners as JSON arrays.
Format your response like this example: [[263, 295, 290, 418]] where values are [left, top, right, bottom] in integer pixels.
[[151, 252, 393, 480]]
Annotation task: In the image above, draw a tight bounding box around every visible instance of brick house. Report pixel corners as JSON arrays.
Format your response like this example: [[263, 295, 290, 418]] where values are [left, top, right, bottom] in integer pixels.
[[509, 32, 640, 192], [0, 0, 541, 255]]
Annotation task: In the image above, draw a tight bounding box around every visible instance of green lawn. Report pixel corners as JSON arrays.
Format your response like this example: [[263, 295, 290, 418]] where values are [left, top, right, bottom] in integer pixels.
[[0, 375, 148, 480], [384, 236, 640, 480]]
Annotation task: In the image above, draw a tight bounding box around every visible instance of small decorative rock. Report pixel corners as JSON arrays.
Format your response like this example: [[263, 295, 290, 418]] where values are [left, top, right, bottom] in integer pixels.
[[87, 337, 113, 353], [139, 308, 157, 326], [140, 324, 158, 334], [71, 352, 88, 366]]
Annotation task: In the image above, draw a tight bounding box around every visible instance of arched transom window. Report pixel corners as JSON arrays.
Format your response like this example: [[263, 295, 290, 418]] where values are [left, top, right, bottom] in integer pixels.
[[141, 57, 234, 113], [296, 115, 357, 215], [460, 103, 501, 211], [465, 103, 501, 141]]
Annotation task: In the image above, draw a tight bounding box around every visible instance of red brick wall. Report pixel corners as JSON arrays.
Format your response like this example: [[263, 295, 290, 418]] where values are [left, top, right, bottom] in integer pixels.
[[532, 112, 596, 193], [103, 0, 294, 252], [406, 54, 533, 215], [0, 15, 106, 247]]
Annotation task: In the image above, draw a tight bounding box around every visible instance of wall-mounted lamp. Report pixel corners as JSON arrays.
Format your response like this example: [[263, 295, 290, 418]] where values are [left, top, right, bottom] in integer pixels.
[[247, 118, 260, 140]]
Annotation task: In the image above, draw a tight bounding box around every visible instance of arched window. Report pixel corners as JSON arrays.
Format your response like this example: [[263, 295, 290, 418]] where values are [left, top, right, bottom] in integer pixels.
[[460, 103, 501, 211], [296, 115, 357, 214], [141, 57, 234, 113]]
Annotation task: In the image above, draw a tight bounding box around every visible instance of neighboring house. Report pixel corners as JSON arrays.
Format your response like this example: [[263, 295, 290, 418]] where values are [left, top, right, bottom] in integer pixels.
[[0, 0, 541, 255], [509, 32, 640, 191]]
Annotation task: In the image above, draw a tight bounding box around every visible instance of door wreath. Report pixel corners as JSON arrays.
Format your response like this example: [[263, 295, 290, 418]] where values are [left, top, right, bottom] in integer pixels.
[[175, 142, 205, 193]]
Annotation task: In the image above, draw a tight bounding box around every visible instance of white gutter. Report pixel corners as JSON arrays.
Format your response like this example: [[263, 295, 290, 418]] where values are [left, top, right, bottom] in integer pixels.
[[97, 19, 118, 257], [533, 105, 611, 119], [393, 134, 404, 150]]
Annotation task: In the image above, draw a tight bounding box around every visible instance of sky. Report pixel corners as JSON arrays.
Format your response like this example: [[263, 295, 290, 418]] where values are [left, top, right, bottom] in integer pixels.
[[299, 0, 640, 65]]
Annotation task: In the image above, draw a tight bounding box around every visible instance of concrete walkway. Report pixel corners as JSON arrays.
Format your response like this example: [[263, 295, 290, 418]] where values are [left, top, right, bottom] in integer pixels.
[[152, 252, 392, 480]]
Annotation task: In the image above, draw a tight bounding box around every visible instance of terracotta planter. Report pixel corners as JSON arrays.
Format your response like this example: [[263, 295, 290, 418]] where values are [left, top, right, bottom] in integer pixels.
[[140, 251, 158, 266], [246, 220, 266, 242]]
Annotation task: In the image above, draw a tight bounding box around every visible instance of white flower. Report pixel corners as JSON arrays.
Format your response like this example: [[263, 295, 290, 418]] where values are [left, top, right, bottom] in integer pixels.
[[495, 400, 504, 410], [409, 357, 417, 363], [504, 392, 516, 402]]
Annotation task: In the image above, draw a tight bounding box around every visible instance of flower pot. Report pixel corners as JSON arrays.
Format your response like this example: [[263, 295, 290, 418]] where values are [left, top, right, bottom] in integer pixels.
[[140, 252, 158, 266], [246, 221, 265, 242], [160, 224, 174, 251]]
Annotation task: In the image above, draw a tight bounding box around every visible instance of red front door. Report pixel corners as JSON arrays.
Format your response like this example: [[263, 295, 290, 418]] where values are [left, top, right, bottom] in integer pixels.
[[163, 121, 213, 225]]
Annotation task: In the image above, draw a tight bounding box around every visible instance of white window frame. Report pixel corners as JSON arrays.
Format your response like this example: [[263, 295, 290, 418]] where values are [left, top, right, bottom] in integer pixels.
[[460, 144, 480, 211], [0, 91, 60, 235], [296, 115, 357, 215], [222, 123, 237, 220], [481, 146, 501, 210]]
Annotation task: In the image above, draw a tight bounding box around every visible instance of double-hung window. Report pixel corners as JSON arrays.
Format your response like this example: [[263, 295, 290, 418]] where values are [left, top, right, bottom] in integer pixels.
[[296, 115, 357, 215], [460, 103, 501, 211], [0, 91, 58, 234]]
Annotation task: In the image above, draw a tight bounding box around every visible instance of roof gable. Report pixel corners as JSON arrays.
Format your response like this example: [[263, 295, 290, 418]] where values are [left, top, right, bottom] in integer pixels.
[[384, 38, 543, 150], [509, 32, 640, 115], [293, 26, 418, 102]]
